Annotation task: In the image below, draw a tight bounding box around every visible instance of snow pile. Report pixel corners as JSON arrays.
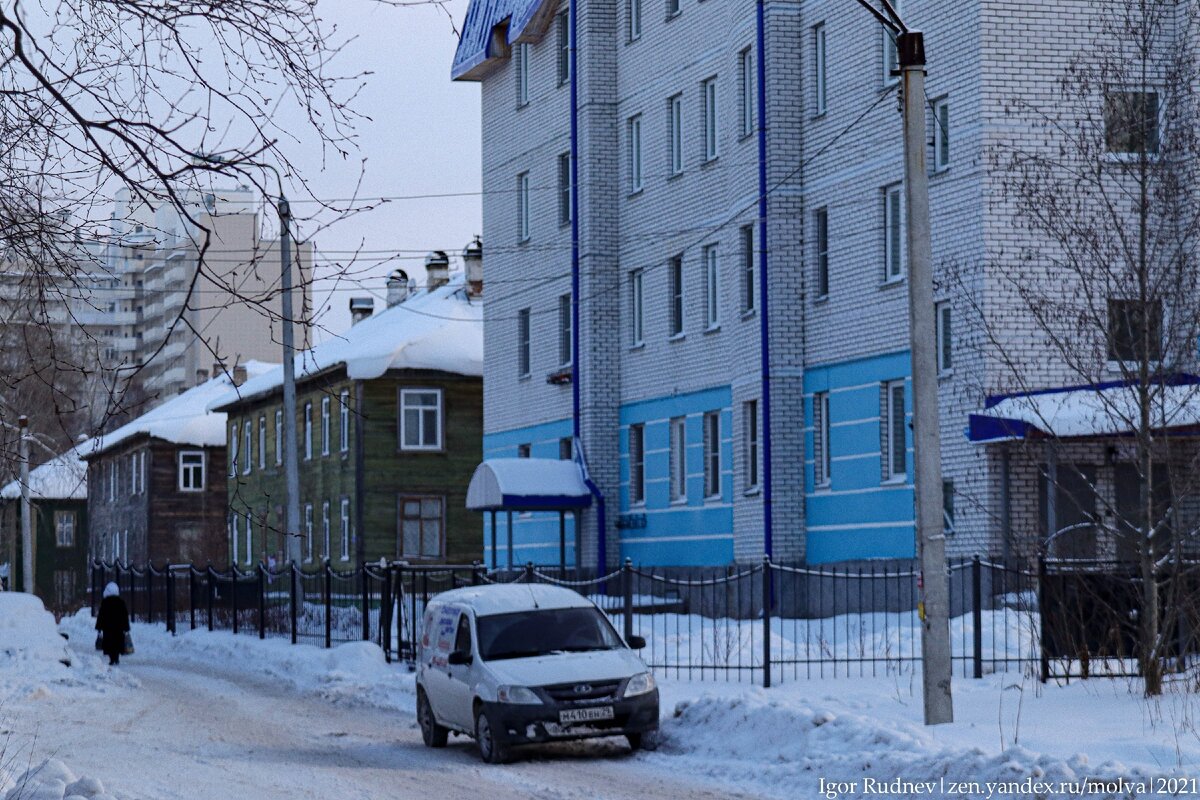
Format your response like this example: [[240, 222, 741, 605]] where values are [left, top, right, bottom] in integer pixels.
[[0, 759, 115, 800], [0, 447, 87, 502]]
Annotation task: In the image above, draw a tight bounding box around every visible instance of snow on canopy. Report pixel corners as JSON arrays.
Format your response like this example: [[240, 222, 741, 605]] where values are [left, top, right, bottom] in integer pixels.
[[85, 361, 277, 458], [466, 458, 592, 511], [0, 445, 87, 501], [211, 273, 482, 411], [968, 379, 1200, 442]]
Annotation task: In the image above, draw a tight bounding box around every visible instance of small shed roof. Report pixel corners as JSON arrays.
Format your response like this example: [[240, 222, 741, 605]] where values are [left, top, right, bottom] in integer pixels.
[[0, 445, 87, 501], [466, 458, 592, 511]]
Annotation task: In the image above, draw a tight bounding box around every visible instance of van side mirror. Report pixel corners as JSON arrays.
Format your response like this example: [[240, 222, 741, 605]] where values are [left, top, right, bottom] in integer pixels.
[[627, 635, 646, 650], [448, 650, 473, 666]]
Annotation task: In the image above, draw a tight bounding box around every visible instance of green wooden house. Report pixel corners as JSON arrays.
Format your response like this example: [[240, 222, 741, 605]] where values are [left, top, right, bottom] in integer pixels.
[[211, 270, 483, 567], [0, 446, 88, 616]]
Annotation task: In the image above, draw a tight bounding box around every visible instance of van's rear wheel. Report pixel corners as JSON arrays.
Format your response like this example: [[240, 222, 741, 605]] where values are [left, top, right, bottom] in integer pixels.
[[475, 707, 510, 764], [417, 689, 448, 748]]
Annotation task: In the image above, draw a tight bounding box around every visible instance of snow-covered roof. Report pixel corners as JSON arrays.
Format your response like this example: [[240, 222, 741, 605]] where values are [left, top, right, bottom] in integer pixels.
[[466, 458, 593, 511], [452, 0, 555, 81], [0, 445, 87, 501], [431, 583, 594, 617], [85, 361, 277, 458], [968, 378, 1200, 442], [210, 274, 482, 411]]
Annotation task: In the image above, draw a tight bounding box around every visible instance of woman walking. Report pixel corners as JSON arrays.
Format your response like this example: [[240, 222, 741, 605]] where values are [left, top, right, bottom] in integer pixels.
[[95, 582, 130, 666]]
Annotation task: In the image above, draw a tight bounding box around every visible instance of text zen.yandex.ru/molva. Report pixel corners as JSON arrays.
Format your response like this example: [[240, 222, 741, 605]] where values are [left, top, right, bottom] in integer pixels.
[[817, 776, 1199, 798]]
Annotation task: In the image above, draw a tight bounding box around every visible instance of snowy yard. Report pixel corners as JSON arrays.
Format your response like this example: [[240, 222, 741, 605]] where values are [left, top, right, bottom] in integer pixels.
[[4, 594, 1200, 799]]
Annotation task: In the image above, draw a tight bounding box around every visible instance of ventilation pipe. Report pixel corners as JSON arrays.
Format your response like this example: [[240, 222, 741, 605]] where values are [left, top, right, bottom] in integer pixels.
[[425, 250, 450, 289], [463, 236, 483, 296], [349, 297, 375, 325], [386, 269, 412, 307]]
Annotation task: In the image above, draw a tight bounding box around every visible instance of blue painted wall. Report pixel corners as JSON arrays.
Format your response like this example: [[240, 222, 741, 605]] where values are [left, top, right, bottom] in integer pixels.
[[804, 351, 917, 563]]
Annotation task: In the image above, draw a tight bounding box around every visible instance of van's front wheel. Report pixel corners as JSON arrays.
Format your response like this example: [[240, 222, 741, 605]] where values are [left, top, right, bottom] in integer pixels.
[[417, 689, 448, 748], [474, 707, 510, 764]]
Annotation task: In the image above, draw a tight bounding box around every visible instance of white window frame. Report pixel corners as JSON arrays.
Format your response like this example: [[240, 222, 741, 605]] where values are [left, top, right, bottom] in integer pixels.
[[702, 77, 719, 161], [229, 424, 239, 477], [703, 410, 721, 499], [340, 390, 350, 453], [704, 244, 719, 329], [883, 4, 901, 87], [258, 416, 266, 469], [558, 293, 572, 367], [669, 416, 687, 503], [399, 495, 446, 559], [668, 94, 683, 176], [55, 511, 75, 548], [739, 47, 754, 138], [743, 400, 759, 492], [304, 503, 314, 563], [242, 420, 252, 475], [556, 11, 570, 86], [882, 380, 907, 483], [245, 511, 254, 565], [667, 0, 679, 17], [814, 391, 831, 489], [516, 42, 530, 106], [629, 114, 643, 193], [936, 301, 952, 375], [275, 409, 283, 465], [815, 206, 829, 298], [669, 255, 684, 337], [814, 23, 827, 115], [322, 500, 331, 561], [517, 308, 531, 376], [178, 450, 205, 492], [932, 96, 950, 171], [321, 396, 331, 456], [628, 0, 642, 41], [303, 402, 313, 460], [400, 388, 444, 451], [884, 184, 904, 282], [558, 152, 572, 225], [630, 268, 645, 346], [741, 225, 755, 313], [129, 453, 138, 494], [340, 497, 351, 561], [1104, 88, 1161, 158], [629, 423, 646, 505], [517, 172, 531, 242], [231, 514, 239, 564]]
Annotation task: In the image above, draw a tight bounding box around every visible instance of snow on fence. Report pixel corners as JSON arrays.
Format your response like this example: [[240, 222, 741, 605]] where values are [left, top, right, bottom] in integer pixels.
[[89, 557, 1062, 686]]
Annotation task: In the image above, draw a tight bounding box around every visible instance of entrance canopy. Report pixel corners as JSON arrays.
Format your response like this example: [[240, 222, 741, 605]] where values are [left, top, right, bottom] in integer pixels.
[[968, 376, 1200, 443], [466, 458, 592, 512]]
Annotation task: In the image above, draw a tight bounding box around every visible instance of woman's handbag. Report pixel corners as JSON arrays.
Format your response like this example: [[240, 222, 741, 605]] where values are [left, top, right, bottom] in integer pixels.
[[123, 631, 134, 655]]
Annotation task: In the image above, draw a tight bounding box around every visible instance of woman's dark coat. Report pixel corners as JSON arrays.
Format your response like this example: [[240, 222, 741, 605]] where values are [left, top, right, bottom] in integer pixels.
[[95, 595, 130, 659]]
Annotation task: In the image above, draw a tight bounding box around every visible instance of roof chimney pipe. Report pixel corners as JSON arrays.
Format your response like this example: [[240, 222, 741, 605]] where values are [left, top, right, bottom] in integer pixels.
[[349, 296, 375, 325], [425, 250, 450, 289], [386, 269, 412, 307], [232, 364, 247, 387], [463, 236, 483, 297]]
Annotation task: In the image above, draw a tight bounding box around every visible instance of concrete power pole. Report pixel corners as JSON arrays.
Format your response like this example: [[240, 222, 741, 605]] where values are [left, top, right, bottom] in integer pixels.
[[278, 196, 303, 564], [898, 30, 954, 725], [19, 415, 32, 594]]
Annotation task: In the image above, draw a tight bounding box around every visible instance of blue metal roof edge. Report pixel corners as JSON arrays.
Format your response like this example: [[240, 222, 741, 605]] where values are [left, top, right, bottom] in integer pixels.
[[498, 492, 593, 511], [982, 372, 1200, 409], [967, 414, 1033, 443], [452, 0, 551, 81]]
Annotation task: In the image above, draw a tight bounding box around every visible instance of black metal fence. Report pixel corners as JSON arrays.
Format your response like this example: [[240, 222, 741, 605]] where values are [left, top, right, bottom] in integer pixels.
[[91, 555, 1056, 686]]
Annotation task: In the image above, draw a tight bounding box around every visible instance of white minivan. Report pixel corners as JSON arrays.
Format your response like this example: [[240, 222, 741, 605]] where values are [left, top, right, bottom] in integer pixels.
[[416, 583, 659, 763]]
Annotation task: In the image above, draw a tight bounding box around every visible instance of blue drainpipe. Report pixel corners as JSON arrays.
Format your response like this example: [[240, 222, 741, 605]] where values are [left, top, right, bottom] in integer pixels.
[[569, 0, 607, 572], [756, 0, 773, 559]]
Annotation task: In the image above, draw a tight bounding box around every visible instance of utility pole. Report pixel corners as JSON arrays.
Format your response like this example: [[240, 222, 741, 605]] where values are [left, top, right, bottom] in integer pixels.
[[898, 29, 953, 725], [19, 415, 32, 594], [278, 196, 302, 564]]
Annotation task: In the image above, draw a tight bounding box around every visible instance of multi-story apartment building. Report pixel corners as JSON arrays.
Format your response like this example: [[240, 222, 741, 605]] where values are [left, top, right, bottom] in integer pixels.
[[456, 1, 1183, 567]]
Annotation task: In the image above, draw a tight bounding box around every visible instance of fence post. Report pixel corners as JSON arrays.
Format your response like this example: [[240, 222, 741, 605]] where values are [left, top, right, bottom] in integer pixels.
[[622, 558, 634, 643], [524, 561, 535, 583], [762, 555, 772, 689], [290, 563, 298, 646], [471, 561, 482, 586], [166, 569, 176, 635], [1038, 555, 1048, 684], [146, 567, 154, 624], [189, 568, 197, 631], [258, 563, 266, 640], [206, 565, 214, 632], [324, 561, 332, 649], [381, 566, 392, 663], [90, 565, 97, 616], [361, 565, 370, 642], [972, 555, 983, 679]]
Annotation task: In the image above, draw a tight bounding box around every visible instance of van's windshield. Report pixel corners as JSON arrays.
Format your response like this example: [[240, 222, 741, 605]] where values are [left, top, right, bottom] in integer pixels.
[[475, 607, 625, 661]]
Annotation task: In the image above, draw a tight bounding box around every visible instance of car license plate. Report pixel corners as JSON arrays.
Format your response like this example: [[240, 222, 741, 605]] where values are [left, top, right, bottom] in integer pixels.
[[559, 706, 614, 724]]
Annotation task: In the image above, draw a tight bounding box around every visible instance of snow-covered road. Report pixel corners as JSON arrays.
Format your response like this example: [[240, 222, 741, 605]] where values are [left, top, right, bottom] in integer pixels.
[[14, 650, 762, 800]]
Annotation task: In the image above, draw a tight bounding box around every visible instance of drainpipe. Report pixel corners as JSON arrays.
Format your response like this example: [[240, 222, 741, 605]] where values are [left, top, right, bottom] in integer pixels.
[[569, 0, 607, 572], [756, 0, 773, 560]]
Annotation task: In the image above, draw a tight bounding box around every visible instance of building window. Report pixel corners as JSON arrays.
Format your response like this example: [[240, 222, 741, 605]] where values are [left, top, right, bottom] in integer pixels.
[[738, 47, 753, 137], [399, 496, 445, 559], [743, 400, 759, 491], [245, 511, 254, 564], [943, 480, 955, 534], [516, 42, 530, 106], [243, 420, 252, 475], [628, 114, 643, 193], [229, 423, 239, 477], [109, 462, 116, 501], [815, 207, 829, 298], [629, 423, 645, 504], [669, 416, 687, 502], [340, 498, 350, 561], [321, 396, 331, 456], [340, 390, 350, 452], [667, 0, 679, 16], [303, 402, 313, 460], [740, 225, 755, 313], [669, 255, 684, 337], [932, 96, 950, 170], [881, 380, 907, 482], [628, 0, 642, 40], [556, 11, 569, 86], [702, 77, 719, 161], [54, 511, 75, 548], [322, 500, 331, 560], [400, 388, 443, 450], [558, 293, 572, 367], [1105, 90, 1159, 155], [258, 416, 266, 469], [703, 244, 719, 329], [884, 184, 904, 282], [1107, 299, 1163, 362], [230, 514, 239, 564], [558, 152, 571, 225], [559, 437, 573, 460], [703, 411, 720, 499], [883, 8, 900, 86], [517, 443, 531, 458], [814, 23, 827, 114], [813, 391, 831, 488], [517, 172, 531, 242], [668, 93, 683, 175], [936, 301, 952, 374], [630, 268, 645, 346], [304, 503, 313, 563], [274, 409, 283, 465], [129, 453, 137, 494], [517, 308, 531, 376], [179, 450, 205, 492]]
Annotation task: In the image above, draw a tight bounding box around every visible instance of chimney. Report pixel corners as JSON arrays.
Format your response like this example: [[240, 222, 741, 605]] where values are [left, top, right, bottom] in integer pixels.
[[425, 250, 450, 289], [196, 368, 210, 384], [463, 236, 483, 297], [232, 364, 247, 387], [349, 296, 375, 325], [386, 269, 411, 307], [212, 360, 226, 381]]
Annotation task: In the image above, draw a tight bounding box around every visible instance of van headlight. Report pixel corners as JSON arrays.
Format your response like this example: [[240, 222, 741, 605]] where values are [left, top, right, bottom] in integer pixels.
[[623, 672, 656, 698], [497, 685, 542, 705]]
